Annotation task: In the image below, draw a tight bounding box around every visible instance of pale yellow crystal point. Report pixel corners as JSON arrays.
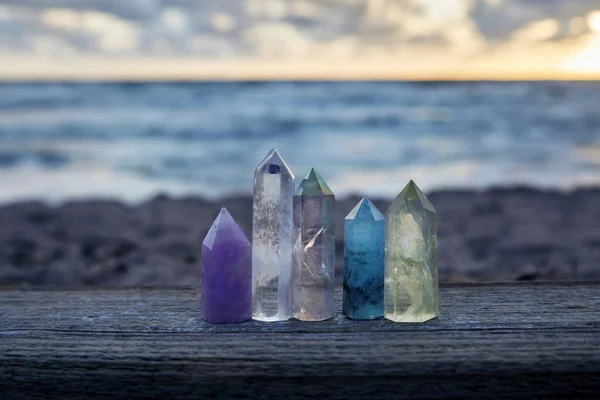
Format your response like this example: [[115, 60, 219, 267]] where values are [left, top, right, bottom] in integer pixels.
[[384, 180, 438, 323]]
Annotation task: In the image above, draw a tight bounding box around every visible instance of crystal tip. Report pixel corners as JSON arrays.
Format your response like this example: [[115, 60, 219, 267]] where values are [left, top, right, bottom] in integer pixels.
[[404, 179, 421, 194], [346, 196, 383, 220], [255, 149, 293, 177], [305, 168, 320, 181], [296, 168, 334, 196], [203, 206, 250, 249], [393, 179, 435, 212]]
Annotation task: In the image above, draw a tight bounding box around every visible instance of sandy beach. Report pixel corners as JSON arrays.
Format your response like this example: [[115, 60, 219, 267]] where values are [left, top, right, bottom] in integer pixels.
[[0, 186, 597, 286]]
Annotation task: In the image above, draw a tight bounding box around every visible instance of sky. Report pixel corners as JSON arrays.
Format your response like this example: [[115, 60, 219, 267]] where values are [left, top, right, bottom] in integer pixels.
[[1, 0, 600, 80]]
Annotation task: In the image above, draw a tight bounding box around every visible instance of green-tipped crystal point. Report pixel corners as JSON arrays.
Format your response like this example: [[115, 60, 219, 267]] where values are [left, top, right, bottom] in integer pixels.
[[384, 180, 438, 323], [295, 168, 334, 196], [292, 168, 336, 321]]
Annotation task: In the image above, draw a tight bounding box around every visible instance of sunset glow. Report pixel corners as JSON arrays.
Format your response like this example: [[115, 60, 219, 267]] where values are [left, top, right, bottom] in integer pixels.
[[563, 11, 600, 74], [564, 36, 600, 73], [588, 11, 600, 32]]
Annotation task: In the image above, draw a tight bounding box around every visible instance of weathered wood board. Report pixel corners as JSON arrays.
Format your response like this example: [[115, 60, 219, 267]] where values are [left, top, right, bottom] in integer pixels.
[[1, 282, 599, 399]]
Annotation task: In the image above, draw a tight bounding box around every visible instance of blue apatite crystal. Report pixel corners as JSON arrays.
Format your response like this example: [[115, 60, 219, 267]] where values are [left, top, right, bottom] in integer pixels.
[[343, 197, 385, 320]]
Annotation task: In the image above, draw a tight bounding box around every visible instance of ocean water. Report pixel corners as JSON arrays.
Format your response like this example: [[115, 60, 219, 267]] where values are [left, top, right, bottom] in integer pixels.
[[0, 81, 599, 203]]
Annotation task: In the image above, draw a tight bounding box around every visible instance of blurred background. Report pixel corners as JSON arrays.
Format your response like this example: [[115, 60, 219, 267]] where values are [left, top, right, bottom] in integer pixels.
[[0, 0, 599, 286]]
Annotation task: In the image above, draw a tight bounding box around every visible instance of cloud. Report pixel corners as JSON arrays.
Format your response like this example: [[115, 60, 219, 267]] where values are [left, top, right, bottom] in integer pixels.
[[39, 8, 140, 53], [470, 0, 599, 42], [0, 0, 475, 59], [0, 0, 161, 21], [0, 0, 599, 77]]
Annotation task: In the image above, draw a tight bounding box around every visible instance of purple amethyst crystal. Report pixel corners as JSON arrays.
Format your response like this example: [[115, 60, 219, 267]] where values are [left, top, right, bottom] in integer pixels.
[[201, 208, 252, 323]]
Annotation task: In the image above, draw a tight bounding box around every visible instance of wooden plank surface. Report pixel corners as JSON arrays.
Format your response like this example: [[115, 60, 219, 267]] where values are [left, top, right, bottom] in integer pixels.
[[1, 282, 599, 399]]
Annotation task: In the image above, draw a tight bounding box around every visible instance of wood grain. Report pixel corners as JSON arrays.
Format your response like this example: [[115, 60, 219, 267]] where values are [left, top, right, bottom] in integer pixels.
[[1, 282, 599, 399]]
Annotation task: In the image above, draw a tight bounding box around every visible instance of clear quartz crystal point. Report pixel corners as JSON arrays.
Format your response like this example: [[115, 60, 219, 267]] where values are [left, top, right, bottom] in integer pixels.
[[252, 149, 295, 321], [384, 180, 438, 323], [291, 168, 336, 321]]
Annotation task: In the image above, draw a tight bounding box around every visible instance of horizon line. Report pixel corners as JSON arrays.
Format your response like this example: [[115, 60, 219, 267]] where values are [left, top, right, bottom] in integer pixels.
[[3, 57, 600, 82]]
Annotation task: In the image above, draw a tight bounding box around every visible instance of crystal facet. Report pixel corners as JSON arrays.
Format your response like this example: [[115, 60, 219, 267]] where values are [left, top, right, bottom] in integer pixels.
[[384, 180, 438, 323], [201, 208, 252, 324], [252, 149, 295, 321], [343, 197, 385, 320], [291, 168, 335, 321]]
